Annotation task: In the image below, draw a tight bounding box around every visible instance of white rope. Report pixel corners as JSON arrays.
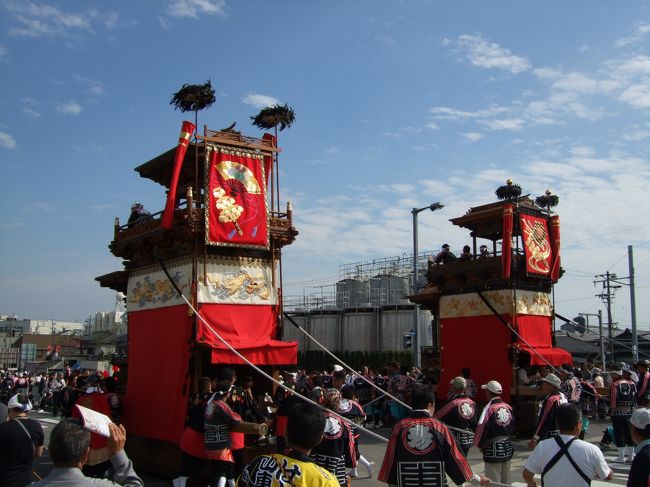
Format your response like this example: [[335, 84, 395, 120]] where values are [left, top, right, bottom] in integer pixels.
[[285, 313, 412, 411], [475, 290, 607, 402], [285, 313, 474, 435], [168, 286, 390, 443]]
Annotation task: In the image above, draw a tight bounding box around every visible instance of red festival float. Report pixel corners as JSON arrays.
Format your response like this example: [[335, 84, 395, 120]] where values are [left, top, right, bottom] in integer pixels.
[[96, 102, 299, 474], [411, 181, 571, 408]]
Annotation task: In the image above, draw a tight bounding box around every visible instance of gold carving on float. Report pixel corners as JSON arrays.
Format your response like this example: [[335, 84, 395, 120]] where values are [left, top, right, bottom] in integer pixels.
[[128, 273, 188, 307], [200, 271, 271, 301], [440, 290, 551, 318]]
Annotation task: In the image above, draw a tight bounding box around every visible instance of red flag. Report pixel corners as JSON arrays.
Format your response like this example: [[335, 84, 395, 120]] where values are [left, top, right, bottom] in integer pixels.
[[549, 215, 561, 282], [520, 213, 552, 276], [206, 148, 269, 248], [162, 121, 196, 229], [502, 203, 513, 279]]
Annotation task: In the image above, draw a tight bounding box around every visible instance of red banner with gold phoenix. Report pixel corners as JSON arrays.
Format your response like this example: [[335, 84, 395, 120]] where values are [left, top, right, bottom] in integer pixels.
[[519, 213, 553, 277], [206, 146, 269, 249]]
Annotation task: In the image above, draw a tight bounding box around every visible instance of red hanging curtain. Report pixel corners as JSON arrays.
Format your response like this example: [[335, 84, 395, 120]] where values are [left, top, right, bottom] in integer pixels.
[[502, 203, 513, 279], [439, 314, 514, 402], [122, 305, 192, 442], [549, 215, 561, 282], [197, 304, 296, 365]]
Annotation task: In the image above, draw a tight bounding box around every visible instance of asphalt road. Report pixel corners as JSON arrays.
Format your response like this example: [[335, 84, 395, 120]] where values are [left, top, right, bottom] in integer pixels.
[[28, 412, 631, 486]]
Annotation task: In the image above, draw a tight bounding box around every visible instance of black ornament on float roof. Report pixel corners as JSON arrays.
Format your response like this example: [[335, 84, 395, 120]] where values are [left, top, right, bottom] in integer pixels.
[[535, 189, 560, 209], [170, 80, 216, 113], [250, 104, 296, 131], [495, 179, 522, 200]]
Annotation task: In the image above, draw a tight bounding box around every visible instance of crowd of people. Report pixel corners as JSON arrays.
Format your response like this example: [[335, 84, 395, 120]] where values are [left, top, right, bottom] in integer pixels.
[[0, 358, 649, 487]]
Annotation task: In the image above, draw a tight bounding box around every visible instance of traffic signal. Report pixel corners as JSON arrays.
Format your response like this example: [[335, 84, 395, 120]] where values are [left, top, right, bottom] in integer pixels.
[[403, 333, 412, 349]]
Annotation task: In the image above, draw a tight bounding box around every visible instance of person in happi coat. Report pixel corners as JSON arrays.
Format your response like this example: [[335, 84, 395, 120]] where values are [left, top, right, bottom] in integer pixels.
[[473, 380, 516, 486], [310, 390, 356, 487], [529, 373, 568, 449], [378, 387, 489, 486], [434, 376, 477, 457]]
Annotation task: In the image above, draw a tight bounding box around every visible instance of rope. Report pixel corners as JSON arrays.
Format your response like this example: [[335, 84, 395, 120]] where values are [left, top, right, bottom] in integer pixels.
[[474, 288, 608, 403], [284, 312, 473, 435], [284, 313, 412, 411], [158, 261, 390, 443]]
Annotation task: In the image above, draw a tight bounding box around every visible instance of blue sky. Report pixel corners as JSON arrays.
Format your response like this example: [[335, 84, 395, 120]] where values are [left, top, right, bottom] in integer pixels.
[[0, 1, 649, 332]]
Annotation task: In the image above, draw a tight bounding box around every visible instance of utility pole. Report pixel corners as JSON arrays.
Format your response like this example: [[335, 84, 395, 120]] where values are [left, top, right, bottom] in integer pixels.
[[579, 311, 605, 368], [594, 271, 621, 364], [628, 245, 638, 362]]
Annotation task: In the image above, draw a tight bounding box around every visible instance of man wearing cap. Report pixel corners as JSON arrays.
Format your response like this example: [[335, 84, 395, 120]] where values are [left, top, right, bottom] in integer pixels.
[[434, 376, 477, 456], [529, 373, 568, 449], [523, 403, 612, 487], [474, 380, 515, 485], [636, 359, 650, 407], [379, 387, 489, 486], [559, 367, 582, 404], [434, 244, 457, 265], [609, 367, 637, 463], [627, 407, 650, 487], [0, 394, 44, 487]]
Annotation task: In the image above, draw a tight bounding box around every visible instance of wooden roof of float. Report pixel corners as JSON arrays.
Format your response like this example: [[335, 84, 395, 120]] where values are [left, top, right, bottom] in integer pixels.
[[135, 129, 279, 189], [450, 196, 538, 240]]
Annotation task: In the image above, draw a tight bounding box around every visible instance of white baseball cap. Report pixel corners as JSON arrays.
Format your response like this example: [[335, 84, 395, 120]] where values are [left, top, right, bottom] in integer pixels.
[[630, 408, 650, 431], [7, 394, 32, 412], [542, 373, 561, 389], [481, 380, 502, 394]]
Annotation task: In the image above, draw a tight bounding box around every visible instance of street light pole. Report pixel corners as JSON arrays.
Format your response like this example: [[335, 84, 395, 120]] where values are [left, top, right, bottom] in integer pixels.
[[412, 202, 444, 368]]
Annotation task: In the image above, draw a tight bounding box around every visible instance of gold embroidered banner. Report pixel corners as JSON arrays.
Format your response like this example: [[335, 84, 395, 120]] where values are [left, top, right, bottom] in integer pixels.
[[440, 290, 552, 318], [205, 145, 269, 249]]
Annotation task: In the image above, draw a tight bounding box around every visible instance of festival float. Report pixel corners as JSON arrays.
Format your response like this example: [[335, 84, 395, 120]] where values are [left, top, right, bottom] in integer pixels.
[[411, 181, 572, 412], [95, 82, 298, 474]]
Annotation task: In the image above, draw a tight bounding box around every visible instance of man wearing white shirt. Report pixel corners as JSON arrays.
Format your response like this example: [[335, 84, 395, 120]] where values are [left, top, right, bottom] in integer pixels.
[[523, 403, 612, 487]]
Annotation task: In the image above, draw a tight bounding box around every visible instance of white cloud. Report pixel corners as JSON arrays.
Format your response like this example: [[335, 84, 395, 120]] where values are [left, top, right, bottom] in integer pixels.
[[551, 72, 620, 95], [324, 147, 338, 155], [22, 107, 41, 119], [425, 122, 439, 130], [615, 22, 650, 48], [374, 34, 396, 46], [460, 132, 483, 142], [477, 118, 524, 131], [429, 104, 509, 121], [55, 101, 82, 115], [167, 0, 226, 19], [623, 129, 650, 141], [533, 67, 562, 80], [448, 34, 531, 74], [619, 82, 650, 108], [4, 1, 92, 38], [605, 56, 650, 81], [0, 131, 17, 149], [73, 74, 106, 95], [0, 45, 7, 59], [242, 93, 280, 108]]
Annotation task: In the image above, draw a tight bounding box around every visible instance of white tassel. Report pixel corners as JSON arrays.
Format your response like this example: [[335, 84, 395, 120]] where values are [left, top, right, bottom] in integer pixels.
[[172, 477, 188, 487], [615, 447, 625, 462], [358, 455, 375, 477]]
